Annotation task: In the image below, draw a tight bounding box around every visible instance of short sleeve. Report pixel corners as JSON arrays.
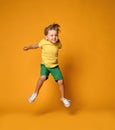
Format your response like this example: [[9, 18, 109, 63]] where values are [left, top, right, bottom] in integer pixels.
[[38, 39, 44, 48]]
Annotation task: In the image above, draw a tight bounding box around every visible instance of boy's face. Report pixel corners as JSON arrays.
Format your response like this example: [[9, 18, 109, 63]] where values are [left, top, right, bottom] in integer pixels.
[[45, 30, 59, 44]]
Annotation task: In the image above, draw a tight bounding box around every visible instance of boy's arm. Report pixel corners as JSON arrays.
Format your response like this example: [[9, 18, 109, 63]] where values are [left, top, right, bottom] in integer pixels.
[[23, 43, 39, 51]]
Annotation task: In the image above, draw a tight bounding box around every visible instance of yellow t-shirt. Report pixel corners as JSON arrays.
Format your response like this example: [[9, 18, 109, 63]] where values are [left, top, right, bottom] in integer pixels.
[[38, 38, 62, 68]]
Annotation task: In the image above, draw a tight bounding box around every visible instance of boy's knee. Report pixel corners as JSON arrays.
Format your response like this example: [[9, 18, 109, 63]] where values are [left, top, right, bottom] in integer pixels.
[[57, 80, 64, 86], [40, 76, 47, 81]]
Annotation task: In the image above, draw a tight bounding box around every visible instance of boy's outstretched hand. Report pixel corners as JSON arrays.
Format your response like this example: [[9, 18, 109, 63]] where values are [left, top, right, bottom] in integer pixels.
[[23, 44, 39, 51], [23, 46, 29, 51]]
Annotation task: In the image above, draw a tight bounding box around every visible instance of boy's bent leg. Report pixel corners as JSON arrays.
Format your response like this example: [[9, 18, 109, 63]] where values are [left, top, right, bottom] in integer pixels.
[[28, 76, 47, 103], [35, 76, 47, 94]]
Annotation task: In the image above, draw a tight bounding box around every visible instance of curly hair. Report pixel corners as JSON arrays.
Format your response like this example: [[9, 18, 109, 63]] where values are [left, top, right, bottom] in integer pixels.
[[44, 23, 60, 36]]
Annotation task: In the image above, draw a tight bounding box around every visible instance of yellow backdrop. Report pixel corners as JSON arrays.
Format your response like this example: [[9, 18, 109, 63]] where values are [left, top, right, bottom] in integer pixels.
[[0, 0, 115, 119]]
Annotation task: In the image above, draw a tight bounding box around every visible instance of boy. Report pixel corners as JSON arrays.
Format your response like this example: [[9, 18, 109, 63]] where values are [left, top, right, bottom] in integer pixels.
[[23, 23, 70, 107]]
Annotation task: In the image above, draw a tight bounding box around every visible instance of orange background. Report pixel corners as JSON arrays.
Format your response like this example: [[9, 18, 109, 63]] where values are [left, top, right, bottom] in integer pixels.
[[0, 0, 115, 130]]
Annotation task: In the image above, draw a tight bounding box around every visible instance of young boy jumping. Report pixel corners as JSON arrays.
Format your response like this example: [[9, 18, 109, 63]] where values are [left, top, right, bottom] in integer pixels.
[[23, 23, 71, 107]]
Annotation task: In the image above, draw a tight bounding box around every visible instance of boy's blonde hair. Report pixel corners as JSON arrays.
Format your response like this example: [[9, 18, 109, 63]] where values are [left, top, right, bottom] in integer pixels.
[[44, 23, 60, 36]]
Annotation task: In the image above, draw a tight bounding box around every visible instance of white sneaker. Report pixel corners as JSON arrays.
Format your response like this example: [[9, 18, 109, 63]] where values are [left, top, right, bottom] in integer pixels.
[[28, 93, 37, 103], [61, 98, 71, 107]]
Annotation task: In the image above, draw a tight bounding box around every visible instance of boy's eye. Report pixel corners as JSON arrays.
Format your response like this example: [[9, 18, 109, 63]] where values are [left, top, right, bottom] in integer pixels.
[[50, 35, 56, 37], [49, 34, 58, 37]]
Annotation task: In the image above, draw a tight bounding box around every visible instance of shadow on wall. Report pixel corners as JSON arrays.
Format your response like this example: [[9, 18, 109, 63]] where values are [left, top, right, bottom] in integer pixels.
[[63, 55, 85, 114]]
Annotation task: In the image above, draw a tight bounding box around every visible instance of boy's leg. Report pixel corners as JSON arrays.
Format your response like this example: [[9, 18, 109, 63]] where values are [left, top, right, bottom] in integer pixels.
[[50, 66, 65, 99], [34, 76, 47, 95], [50, 66, 71, 108], [34, 64, 49, 95], [57, 80, 71, 108], [57, 80, 65, 98], [28, 64, 49, 103], [28, 76, 47, 103]]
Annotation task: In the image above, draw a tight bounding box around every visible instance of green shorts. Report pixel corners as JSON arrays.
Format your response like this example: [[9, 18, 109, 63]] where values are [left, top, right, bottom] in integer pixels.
[[40, 64, 63, 81]]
